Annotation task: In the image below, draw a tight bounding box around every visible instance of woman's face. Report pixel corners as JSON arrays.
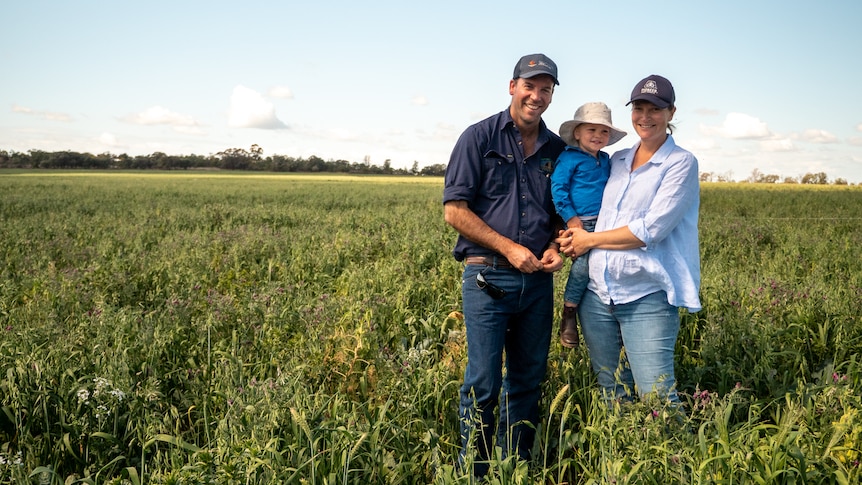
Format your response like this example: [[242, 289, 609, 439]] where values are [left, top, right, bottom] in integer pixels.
[[631, 100, 675, 144]]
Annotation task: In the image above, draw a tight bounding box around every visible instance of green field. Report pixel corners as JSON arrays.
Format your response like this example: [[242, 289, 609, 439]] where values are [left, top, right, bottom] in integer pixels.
[[1, 171, 861, 484]]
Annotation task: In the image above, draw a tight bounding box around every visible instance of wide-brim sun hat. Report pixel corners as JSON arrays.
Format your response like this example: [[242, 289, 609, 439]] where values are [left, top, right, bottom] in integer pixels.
[[559, 102, 627, 147]]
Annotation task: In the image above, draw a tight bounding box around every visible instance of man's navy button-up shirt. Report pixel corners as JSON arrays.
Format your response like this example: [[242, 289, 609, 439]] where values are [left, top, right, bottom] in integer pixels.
[[443, 109, 566, 261]]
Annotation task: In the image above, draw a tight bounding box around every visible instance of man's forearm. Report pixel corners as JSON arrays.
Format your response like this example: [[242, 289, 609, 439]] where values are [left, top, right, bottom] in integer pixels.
[[444, 201, 515, 255]]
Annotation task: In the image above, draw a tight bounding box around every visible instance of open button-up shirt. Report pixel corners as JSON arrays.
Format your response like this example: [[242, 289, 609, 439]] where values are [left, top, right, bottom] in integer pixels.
[[443, 109, 566, 262], [588, 135, 702, 311]]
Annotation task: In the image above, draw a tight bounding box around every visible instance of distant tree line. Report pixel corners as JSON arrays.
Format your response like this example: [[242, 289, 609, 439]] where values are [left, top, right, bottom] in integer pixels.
[[0, 145, 448, 176], [700, 169, 850, 185], [0, 146, 855, 185]]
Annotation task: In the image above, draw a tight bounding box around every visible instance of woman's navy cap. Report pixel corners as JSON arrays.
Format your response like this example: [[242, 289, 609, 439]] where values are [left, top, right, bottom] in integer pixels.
[[627, 74, 675, 109]]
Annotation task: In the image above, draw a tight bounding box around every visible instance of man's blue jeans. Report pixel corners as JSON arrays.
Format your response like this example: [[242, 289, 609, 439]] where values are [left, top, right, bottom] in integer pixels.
[[578, 290, 681, 403], [458, 264, 553, 476]]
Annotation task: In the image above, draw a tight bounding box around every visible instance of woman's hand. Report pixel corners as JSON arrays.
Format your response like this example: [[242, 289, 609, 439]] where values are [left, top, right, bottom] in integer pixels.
[[555, 228, 574, 257], [556, 227, 591, 258]]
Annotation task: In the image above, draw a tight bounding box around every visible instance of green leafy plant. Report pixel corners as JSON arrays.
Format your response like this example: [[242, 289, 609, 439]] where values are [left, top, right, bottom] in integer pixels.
[[0, 172, 859, 483]]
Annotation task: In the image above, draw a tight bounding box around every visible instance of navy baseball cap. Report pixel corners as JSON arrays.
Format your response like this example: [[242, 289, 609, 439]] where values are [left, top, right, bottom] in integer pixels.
[[627, 74, 675, 109], [513, 53, 559, 85]]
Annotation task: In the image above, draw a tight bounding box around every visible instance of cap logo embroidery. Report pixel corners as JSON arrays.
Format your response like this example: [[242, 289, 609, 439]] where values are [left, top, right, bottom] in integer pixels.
[[528, 60, 552, 69], [641, 80, 658, 95]]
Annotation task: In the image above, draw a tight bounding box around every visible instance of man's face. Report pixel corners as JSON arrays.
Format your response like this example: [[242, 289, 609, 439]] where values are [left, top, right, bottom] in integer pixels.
[[509, 75, 555, 129]]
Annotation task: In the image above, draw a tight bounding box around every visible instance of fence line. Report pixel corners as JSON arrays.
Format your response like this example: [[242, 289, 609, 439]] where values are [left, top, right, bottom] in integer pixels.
[[703, 217, 862, 221]]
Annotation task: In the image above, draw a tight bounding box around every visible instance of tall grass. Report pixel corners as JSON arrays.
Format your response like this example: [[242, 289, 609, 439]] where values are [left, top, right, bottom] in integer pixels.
[[1, 172, 860, 483]]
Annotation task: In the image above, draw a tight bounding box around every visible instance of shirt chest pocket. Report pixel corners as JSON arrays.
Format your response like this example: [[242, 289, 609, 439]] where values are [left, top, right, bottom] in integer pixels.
[[482, 151, 514, 196]]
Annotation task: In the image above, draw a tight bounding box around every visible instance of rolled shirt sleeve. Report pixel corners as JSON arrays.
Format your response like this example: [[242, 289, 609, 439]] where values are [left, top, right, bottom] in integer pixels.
[[443, 109, 566, 261], [590, 135, 701, 311]]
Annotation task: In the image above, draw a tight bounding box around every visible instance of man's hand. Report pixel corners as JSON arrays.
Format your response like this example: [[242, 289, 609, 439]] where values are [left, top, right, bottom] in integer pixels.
[[539, 247, 564, 272], [505, 245, 545, 273]]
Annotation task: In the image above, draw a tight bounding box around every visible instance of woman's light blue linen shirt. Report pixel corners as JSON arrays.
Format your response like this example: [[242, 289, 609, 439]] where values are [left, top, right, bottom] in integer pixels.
[[588, 135, 702, 311]]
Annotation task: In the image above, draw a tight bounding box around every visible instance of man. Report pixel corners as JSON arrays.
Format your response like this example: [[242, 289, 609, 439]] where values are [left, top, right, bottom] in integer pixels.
[[442, 53, 566, 477]]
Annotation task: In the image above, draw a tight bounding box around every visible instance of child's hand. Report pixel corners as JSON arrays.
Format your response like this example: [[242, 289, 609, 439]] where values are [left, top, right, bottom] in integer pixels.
[[566, 217, 583, 230]]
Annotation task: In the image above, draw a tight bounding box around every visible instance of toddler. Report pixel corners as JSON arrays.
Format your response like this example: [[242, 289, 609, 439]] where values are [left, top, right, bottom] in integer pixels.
[[551, 102, 626, 348]]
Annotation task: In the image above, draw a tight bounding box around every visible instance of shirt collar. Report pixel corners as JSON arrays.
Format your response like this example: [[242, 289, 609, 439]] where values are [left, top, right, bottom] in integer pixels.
[[501, 108, 551, 144], [627, 135, 677, 166]]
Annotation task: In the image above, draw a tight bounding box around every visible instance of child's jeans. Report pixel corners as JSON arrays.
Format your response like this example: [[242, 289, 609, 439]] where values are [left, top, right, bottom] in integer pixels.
[[563, 219, 596, 305]]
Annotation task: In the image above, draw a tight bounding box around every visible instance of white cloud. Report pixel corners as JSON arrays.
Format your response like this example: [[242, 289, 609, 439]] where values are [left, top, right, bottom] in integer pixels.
[[684, 137, 719, 151], [760, 138, 796, 152], [228, 85, 286, 129], [857, 123, 862, 132], [268, 85, 294, 99], [12, 104, 71, 121], [174, 126, 207, 136], [701, 112, 771, 139], [411, 95, 428, 106], [694, 108, 720, 117], [125, 106, 198, 126], [798, 129, 838, 144], [99, 132, 121, 147], [320, 127, 357, 141], [419, 122, 460, 143], [43, 112, 71, 121], [469, 110, 493, 121]]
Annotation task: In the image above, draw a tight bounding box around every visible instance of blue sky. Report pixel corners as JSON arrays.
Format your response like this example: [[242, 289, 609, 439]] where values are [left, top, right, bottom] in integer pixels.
[[2, 0, 861, 182]]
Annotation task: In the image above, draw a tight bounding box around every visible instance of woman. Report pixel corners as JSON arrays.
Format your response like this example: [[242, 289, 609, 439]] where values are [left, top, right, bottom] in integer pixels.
[[557, 74, 700, 404]]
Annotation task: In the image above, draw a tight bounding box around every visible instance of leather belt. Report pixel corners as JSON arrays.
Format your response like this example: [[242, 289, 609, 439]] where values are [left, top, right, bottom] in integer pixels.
[[464, 256, 513, 268]]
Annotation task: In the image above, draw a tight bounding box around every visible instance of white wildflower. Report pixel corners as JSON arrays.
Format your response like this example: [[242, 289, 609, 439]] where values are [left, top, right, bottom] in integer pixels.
[[76, 389, 90, 404], [95, 404, 110, 419], [0, 452, 22, 466], [93, 377, 111, 396]]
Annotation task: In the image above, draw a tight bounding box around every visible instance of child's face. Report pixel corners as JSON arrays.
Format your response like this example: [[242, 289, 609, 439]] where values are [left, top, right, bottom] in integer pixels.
[[574, 123, 611, 157]]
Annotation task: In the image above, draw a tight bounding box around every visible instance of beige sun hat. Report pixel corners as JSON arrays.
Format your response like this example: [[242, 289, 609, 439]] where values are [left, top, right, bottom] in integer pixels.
[[559, 102, 627, 147]]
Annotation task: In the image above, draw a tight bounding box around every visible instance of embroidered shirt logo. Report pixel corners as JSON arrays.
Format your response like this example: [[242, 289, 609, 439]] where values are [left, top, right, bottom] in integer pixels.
[[641, 80, 658, 95], [540, 158, 554, 176]]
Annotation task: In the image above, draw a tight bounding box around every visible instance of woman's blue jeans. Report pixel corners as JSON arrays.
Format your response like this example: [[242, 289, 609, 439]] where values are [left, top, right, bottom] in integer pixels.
[[458, 264, 553, 476], [578, 289, 681, 403]]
